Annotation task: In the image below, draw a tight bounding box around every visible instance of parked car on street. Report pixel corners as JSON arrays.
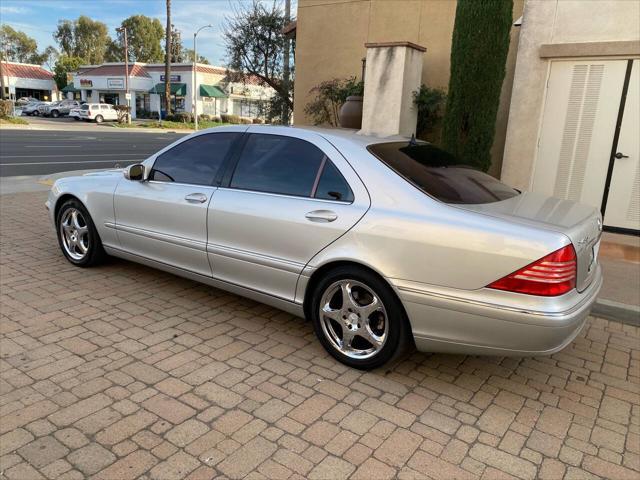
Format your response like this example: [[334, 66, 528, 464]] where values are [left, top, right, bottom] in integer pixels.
[[79, 103, 117, 123], [68, 104, 86, 121], [46, 126, 603, 369], [45, 100, 82, 118], [36, 102, 54, 116], [21, 102, 46, 116]]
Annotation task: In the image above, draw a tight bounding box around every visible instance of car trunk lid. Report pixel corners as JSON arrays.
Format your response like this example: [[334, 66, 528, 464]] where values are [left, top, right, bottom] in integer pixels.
[[456, 192, 602, 292]]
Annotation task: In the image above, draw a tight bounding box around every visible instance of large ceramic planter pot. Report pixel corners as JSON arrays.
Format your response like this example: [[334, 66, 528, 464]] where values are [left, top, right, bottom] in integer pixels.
[[338, 96, 363, 129]]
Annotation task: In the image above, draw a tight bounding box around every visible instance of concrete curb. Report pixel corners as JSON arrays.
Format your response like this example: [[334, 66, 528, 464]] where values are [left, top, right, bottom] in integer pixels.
[[593, 299, 640, 326], [0, 123, 187, 134]]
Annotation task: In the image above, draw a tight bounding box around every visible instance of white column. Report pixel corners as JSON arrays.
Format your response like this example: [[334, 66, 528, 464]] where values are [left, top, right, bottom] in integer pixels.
[[360, 42, 426, 138], [130, 91, 137, 119]]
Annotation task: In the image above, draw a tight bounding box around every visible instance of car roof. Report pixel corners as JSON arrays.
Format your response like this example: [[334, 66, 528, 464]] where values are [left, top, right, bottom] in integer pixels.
[[198, 125, 410, 148]]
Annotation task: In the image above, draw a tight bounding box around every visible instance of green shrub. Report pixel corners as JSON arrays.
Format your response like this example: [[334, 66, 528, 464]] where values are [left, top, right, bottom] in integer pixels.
[[221, 114, 240, 124], [239, 117, 252, 124], [113, 105, 131, 124], [211, 115, 222, 123], [442, 0, 513, 171], [304, 77, 364, 126], [0, 100, 13, 119], [252, 118, 264, 124], [413, 86, 447, 143], [198, 114, 211, 122]]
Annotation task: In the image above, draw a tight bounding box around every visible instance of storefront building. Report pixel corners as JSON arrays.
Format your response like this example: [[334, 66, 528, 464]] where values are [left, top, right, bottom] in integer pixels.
[[68, 62, 275, 120], [0, 61, 59, 101]]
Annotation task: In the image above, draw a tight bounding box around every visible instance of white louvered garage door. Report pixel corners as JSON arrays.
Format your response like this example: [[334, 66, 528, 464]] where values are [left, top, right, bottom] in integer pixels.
[[531, 59, 636, 230]]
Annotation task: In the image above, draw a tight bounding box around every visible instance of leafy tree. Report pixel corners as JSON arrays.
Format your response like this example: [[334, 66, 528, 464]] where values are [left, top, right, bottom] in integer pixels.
[[109, 15, 164, 63], [304, 77, 363, 126], [53, 55, 83, 90], [104, 39, 123, 62], [441, 0, 513, 172], [223, 1, 294, 120], [0, 25, 41, 63], [53, 16, 109, 64], [184, 49, 210, 64]]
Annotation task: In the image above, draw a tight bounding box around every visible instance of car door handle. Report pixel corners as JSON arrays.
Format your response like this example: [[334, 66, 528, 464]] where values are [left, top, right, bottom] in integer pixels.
[[184, 193, 208, 203], [305, 210, 338, 223]]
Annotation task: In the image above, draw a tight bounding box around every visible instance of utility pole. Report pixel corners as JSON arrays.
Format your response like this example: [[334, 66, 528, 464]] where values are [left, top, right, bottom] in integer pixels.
[[164, 0, 172, 117], [117, 26, 131, 124], [282, 0, 291, 125], [193, 24, 212, 131]]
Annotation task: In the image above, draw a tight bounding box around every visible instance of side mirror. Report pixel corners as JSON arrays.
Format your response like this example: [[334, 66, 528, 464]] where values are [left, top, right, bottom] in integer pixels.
[[124, 164, 145, 181]]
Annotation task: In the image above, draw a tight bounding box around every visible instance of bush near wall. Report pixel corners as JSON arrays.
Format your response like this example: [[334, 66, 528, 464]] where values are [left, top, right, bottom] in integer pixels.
[[442, 0, 513, 172], [220, 114, 241, 124], [413, 85, 447, 144], [0, 100, 13, 118]]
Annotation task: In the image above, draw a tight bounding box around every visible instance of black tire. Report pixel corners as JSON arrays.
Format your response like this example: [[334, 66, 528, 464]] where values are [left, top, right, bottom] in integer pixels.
[[74, 116, 80, 121], [56, 199, 106, 267], [95, 115, 103, 124], [33, 111, 39, 116], [51, 110, 59, 118], [309, 265, 411, 370]]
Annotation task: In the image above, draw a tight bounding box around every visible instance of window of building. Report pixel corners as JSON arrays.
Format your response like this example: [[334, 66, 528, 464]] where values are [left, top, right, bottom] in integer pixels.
[[150, 133, 241, 185]]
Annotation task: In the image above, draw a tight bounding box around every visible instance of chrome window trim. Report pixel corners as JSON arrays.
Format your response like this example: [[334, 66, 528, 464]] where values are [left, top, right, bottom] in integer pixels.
[[216, 186, 353, 205]]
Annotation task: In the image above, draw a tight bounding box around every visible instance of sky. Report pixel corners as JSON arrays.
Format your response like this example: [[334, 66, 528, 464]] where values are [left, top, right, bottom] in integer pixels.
[[0, 0, 296, 68]]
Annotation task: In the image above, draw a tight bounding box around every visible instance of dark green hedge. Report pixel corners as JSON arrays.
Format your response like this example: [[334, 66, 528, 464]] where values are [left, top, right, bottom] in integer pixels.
[[442, 0, 513, 172]]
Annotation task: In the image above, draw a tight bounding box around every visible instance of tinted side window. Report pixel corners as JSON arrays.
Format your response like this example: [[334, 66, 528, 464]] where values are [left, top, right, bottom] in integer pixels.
[[150, 133, 240, 185], [314, 161, 354, 202], [230, 134, 325, 197]]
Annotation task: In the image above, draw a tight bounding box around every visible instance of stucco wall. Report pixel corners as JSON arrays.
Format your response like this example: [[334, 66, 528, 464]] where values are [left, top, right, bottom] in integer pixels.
[[501, 0, 640, 190], [293, 0, 524, 173]]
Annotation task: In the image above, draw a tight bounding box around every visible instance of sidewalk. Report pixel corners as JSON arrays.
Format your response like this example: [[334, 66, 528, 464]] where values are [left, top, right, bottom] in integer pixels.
[[594, 232, 640, 325], [0, 118, 188, 134]]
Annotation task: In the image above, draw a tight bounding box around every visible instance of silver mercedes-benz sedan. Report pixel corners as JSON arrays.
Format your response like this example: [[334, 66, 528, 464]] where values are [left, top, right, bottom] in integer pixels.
[[46, 125, 603, 369]]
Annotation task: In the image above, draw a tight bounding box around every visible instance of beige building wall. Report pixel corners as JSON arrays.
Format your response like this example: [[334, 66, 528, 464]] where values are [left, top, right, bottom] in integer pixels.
[[501, 0, 640, 190], [293, 0, 524, 174]]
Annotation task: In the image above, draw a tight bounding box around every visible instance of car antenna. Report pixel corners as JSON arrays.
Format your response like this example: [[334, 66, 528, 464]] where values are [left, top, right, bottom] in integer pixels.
[[408, 133, 418, 146]]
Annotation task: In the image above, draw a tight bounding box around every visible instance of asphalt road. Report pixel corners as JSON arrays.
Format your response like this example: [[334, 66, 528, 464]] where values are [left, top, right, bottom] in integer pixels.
[[0, 129, 186, 177]]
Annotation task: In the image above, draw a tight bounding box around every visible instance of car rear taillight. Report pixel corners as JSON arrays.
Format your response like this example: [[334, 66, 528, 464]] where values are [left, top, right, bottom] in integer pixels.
[[487, 244, 577, 296]]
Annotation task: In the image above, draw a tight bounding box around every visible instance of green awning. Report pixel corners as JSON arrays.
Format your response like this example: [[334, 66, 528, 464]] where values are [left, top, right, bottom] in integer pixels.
[[200, 84, 227, 98], [61, 84, 79, 93], [149, 82, 187, 96]]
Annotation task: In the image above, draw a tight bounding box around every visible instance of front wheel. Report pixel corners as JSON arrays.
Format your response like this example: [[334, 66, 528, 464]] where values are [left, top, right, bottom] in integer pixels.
[[51, 110, 59, 118], [95, 115, 103, 123], [56, 199, 106, 267], [309, 266, 411, 370]]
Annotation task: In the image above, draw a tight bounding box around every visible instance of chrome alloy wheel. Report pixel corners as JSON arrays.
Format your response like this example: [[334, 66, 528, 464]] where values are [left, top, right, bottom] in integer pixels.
[[59, 208, 89, 261], [319, 279, 388, 359]]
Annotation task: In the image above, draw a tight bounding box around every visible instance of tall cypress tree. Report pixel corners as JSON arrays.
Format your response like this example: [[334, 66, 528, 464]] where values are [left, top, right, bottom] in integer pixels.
[[442, 0, 513, 172]]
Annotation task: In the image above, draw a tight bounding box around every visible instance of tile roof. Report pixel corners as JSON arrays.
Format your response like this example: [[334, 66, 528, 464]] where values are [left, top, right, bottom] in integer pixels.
[[1, 62, 54, 81], [78, 64, 151, 78]]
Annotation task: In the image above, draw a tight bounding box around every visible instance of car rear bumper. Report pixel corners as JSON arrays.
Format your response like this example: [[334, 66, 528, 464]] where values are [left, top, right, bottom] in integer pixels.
[[393, 265, 602, 356]]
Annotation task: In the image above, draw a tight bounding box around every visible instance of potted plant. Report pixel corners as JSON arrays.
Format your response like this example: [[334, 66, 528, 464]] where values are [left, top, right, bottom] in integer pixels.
[[338, 79, 365, 129]]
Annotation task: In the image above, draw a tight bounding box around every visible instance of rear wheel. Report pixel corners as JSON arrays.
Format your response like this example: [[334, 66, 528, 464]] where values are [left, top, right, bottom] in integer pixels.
[[51, 110, 59, 118], [56, 199, 106, 267], [309, 266, 410, 369], [33, 111, 40, 116], [95, 115, 103, 123]]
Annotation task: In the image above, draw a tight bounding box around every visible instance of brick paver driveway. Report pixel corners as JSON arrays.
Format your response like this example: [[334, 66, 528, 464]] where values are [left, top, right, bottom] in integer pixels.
[[1, 191, 639, 480]]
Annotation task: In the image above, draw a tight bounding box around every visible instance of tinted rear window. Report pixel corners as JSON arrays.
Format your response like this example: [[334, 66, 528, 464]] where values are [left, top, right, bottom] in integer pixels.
[[368, 142, 519, 204]]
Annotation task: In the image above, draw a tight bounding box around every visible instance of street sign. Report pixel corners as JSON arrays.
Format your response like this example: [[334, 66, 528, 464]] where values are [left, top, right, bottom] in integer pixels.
[[125, 93, 132, 100]]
